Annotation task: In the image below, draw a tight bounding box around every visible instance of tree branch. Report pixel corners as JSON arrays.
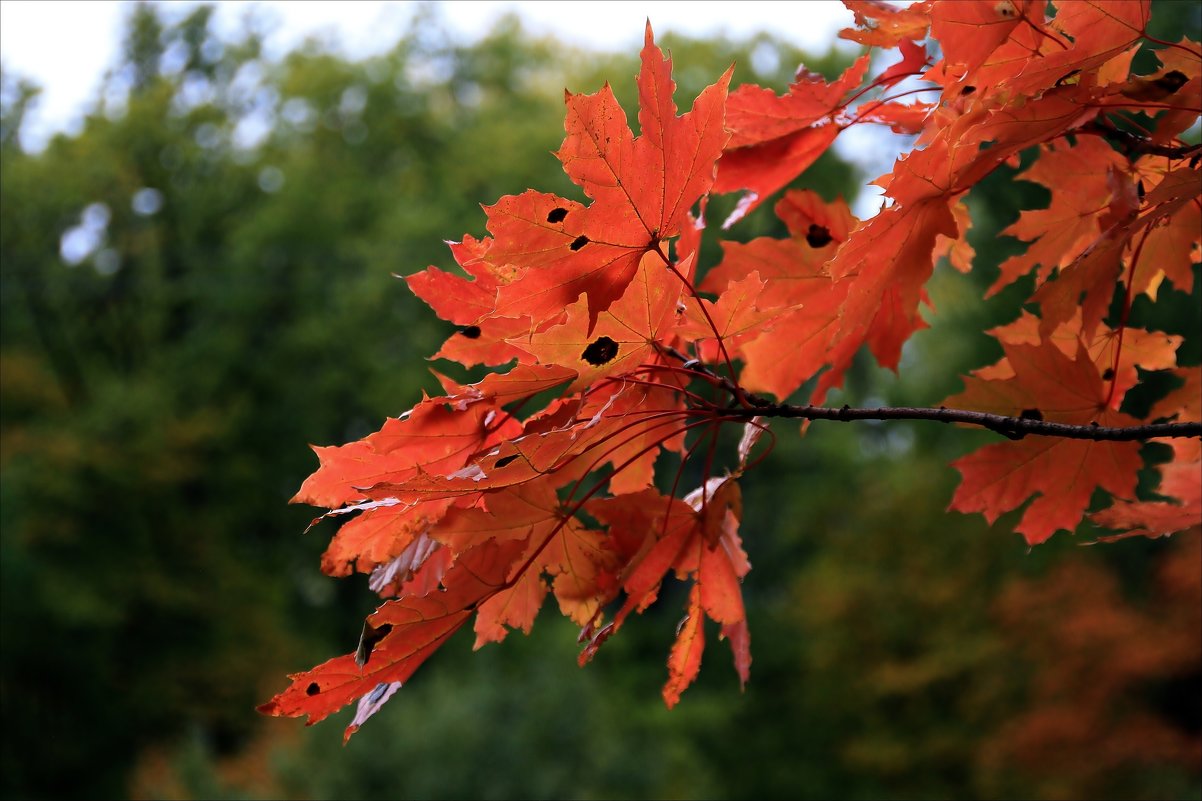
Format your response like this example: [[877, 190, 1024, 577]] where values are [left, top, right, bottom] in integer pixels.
[[1081, 117, 1202, 160], [723, 402, 1200, 441], [653, 345, 1200, 442]]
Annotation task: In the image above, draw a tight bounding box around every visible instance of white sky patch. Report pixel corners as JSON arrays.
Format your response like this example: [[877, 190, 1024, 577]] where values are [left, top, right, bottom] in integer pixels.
[[1, 0, 857, 150], [2, 0, 902, 216]]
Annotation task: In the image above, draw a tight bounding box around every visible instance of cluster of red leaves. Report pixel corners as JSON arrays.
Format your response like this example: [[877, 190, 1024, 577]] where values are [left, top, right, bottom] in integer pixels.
[[261, 1, 1201, 738]]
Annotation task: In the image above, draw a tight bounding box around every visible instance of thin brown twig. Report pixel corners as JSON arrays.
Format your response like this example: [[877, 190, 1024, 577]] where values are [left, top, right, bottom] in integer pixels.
[[722, 402, 1200, 442], [1081, 117, 1202, 160], [655, 344, 1200, 442]]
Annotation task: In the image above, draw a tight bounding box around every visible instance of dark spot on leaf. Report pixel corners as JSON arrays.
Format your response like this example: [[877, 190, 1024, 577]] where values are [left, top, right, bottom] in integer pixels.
[[570, 235, 589, 251], [547, 207, 569, 223], [495, 454, 519, 468], [458, 325, 481, 339], [1020, 408, 1044, 421], [307, 682, 320, 696], [961, 85, 976, 95], [581, 336, 619, 366], [805, 224, 833, 248], [1137, 181, 1145, 201], [1156, 70, 1187, 94], [1102, 368, 1115, 381]]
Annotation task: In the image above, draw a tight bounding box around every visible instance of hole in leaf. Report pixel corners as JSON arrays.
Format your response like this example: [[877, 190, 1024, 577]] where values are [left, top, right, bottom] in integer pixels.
[[581, 336, 619, 366], [547, 207, 569, 223], [1020, 408, 1044, 421], [495, 454, 519, 468], [1102, 368, 1115, 381], [1157, 70, 1187, 93], [458, 325, 482, 339], [805, 224, 833, 248], [307, 682, 320, 696], [1055, 69, 1081, 87], [356, 622, 393, 667], [961, 85, 976, 95], [570, 235, 589, 251]]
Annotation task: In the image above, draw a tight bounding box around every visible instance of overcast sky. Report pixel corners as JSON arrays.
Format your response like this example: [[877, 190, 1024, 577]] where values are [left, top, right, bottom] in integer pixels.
[[1, 1, 858, 150]]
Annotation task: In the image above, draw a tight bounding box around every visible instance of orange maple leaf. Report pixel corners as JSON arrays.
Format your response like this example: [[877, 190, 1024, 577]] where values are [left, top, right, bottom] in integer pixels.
[[482, 24, 731, 323], [946, 340, 1143, 544]]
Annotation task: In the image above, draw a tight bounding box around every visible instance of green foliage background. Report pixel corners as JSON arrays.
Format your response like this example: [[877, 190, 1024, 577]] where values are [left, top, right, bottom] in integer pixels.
[[1, 3, 1199, 799]]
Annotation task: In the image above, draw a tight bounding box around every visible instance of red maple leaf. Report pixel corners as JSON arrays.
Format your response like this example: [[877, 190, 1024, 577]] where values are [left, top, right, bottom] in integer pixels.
[[586, 476, 751, 704], [945, 340, 1144, 545], [479, 24, 731, 324], [839, 0, 931, 48], [714, 56, 868, 224], [258, 537, 528, 739]]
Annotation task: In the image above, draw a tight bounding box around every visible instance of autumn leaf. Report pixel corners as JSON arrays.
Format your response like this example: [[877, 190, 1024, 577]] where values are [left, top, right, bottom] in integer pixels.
[[484, 24, 731, 322], [677, 272, 777, 363], [1129, 155, 1202, 298], [946, 341, 1143, 544], [318, 500, 450, 578], [931, 0, 1151, 100], [432, 473, 616, 634], [663, 584, 705, 708], [929, 0, 1040, 91], [513, 252, 690, 391], [294, 391, 519, 511], [431, 315, 534, 369], [1149, 368, 1202, 423], [1032, 159, 1200, 338], [406, 234, 499, 326], [989, 138, 1128, 297], [258, 538, 528, 739], [839, 0, 931, 47], [588, 478, 750, 705], [714, 56, 868, 224], [701, 191, 853, 399], [1092, 439, 1201, 541], [979, 309, 1181, 410]]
